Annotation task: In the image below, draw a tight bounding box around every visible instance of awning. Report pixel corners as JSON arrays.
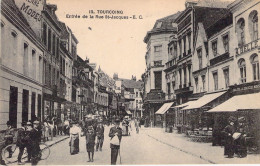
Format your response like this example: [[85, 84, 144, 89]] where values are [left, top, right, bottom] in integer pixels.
[[155, 102, 174, 114], [182, 91, 226, 110], [126, 110, 132, 115], [172, 100, 196, 109], [207, 92, 260, 113]]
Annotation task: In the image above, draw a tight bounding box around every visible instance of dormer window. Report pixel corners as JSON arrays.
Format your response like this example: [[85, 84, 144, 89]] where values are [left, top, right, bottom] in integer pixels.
[[156, 22, 162, 28]]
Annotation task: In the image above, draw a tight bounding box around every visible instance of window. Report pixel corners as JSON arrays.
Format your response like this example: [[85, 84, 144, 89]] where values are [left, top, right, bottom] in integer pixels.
[[39, 56, 42, 82], [252, 12, 258, 40], [222, 34, 229, 53], [174, 42, 177, 57], [1, 22, 5, 61], [172, 81, 176, 90], [179, 69, 182, 88], [154, 60, 162, 66], [23, 43, 29, 76], [212, 40, 218, 57], [56, 38, 59, 59], [178, 40, 182, 56], [187, 32, 191, 51], [251, 54, 259, 81], [238, 59, 246, 83], [183, 67, 187, 86], [167, 83, 171, 95], [223, 68, 229, 88], [183, 36, 186, 54], [32, 50, 36, 79], [11, 31, 18, 59], [136, 92, 138, 97], [52, 34, 56, 55], [154, 45, 162, 52], [197, 48, 202, 69], [237, 18, 245, 46], [213, 72, 218, 90], [154, 71, 162, 89], [194, 77, 198, 92], [48, 28, 51, 52], [201, 75, 206, 91], [43, 23, 47, 46]]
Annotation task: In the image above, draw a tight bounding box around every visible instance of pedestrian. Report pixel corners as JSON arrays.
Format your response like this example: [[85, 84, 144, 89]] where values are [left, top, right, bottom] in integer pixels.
[[86, 126, 96, 162], [69, 121, 81, 155], [25, 122, 33, 163], [135, 118, 140, 134], [222, 116, 236, 158], [109, 118, 122, 165], [4, 121, 15, 158], [234, 117, 249, 158], [96, 120, 104, 151], [16, 121, 28, 165], [64, 118, 70, 135], [31, 120, 42, 165]]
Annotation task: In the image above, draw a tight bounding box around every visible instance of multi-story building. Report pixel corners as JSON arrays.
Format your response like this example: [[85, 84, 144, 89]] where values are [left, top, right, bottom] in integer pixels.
[[143, 12, 181, 127], [0, 0, 44, 128]]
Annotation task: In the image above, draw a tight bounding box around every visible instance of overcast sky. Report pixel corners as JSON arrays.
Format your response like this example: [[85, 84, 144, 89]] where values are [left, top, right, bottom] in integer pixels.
[[47, 0, 232, 80]]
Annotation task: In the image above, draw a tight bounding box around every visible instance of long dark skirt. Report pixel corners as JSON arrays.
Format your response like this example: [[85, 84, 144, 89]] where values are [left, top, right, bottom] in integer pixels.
[[86, 143, 95, 152], [224, 137, 234, 157], [70, 134, 79, 154], [235, 136, 247, 157]]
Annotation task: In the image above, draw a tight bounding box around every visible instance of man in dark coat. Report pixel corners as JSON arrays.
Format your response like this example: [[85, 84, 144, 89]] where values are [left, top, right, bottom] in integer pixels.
[[31, 121, 42, 165], [96, 120, 105, 151], [234, 117, 249, 158], [17, 121, 28, 165], [222, 116, 236, 158], [109, 118, 122, 165]]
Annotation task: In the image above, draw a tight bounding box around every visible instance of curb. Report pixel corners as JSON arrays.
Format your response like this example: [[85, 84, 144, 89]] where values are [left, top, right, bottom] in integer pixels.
[[145, 133, 217, 164]]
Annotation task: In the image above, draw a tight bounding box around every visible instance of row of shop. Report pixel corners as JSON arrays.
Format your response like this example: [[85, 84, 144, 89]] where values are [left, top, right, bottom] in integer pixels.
[[154, 81, 260, 149]]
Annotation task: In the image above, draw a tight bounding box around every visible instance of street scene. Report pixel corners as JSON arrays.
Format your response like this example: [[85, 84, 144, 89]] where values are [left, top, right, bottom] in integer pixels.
[[1, 0, 260, 165]]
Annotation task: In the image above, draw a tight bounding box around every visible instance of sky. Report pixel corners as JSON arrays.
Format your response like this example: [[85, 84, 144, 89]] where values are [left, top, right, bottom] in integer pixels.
[[46, 0, 232, 80]]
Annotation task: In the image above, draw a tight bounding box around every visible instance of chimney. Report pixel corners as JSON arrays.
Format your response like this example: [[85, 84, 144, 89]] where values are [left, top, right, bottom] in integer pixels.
[[185, 0, 198, 8]]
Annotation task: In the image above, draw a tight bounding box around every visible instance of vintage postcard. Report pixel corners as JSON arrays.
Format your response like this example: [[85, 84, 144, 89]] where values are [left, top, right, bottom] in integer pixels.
[[0, 0, 260, 165]]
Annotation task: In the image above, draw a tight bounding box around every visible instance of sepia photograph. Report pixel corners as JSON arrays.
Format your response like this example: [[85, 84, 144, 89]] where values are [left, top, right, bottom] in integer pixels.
[[0, 0, 260, 165]]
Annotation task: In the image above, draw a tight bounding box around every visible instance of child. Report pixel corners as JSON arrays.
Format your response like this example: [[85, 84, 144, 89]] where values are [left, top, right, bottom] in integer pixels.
[[85, 126, 96, 162]]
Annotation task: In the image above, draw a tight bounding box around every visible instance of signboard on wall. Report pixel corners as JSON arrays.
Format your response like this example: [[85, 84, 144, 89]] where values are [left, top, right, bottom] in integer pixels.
[[14, 0, 45, 37]]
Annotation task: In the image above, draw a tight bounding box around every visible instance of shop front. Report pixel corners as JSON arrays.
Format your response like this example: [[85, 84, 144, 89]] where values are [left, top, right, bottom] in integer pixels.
[[155, 102, 174, 129]]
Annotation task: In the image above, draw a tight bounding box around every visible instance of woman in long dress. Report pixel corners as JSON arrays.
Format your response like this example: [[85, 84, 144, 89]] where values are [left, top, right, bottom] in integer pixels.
[[69, 122, 81, 155], [235, 117, 249, 158]]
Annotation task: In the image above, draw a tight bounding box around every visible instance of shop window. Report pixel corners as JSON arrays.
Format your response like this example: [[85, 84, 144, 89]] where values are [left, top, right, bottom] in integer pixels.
[[223, 68, 230, 88], [237, 18, 245, 46], [238, 58, 246, 83], [212, 40, 218, 57], [249, 11, 258, 41], [213, 72, 218, 90], [251, 54, 259, 81], [222, 34, 229, 53]]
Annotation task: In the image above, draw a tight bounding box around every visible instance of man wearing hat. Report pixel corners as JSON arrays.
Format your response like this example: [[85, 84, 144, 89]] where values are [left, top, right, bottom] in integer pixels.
[[96, 120, 105, 151], [222, 116, 236, 158], [109, 118, 122, 165], [16, 121, 28, 165], [30, 120, 42, 165], [25, 122, 33, 162], [86, 126, 96, 162], [4, 121, 15, 158]]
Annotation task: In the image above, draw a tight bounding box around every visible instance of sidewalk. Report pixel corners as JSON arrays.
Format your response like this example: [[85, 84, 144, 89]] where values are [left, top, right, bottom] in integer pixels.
[[141, 127, 260, 164]]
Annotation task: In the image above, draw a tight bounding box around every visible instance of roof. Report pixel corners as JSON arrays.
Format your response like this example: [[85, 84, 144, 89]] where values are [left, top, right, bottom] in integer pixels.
[[120, 78, 143, 89], [1, 0, 40, 41], [144, 11, 182, 43], [205, 11, 233, 38], [59, 21, 70, 40]]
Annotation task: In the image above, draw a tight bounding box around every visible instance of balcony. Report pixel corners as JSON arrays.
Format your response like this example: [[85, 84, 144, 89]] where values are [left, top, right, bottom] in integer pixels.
[[210, 52, 230, 66], [236, 39, 259, 56], [164, 59, 177, 72], [152, 60, 164, 68], [145, 89, 165, 102], [174, 86, 193, 94]]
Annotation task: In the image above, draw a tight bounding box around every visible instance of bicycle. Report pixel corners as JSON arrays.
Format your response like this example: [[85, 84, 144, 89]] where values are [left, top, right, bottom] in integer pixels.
[[1, 142, 51, 164]]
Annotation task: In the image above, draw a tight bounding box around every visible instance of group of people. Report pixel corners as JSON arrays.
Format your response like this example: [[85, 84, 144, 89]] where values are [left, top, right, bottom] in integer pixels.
[[3, 120, 42, 165], [68, 115, 123, 165], [222, 116, 249, 158]]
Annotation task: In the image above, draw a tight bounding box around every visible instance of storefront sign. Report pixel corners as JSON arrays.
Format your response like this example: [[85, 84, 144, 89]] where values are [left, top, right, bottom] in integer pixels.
[[236, 39, 259, 56], [14, 0, 44, 37], [232, 84, 260, 92]]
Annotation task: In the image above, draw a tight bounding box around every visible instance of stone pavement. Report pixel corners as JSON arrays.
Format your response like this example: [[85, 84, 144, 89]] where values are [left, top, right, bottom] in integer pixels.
[[141, 127, 260, 164]]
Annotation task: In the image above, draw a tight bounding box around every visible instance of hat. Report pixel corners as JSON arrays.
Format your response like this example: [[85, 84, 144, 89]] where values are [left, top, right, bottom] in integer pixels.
[[33, 120, 40, 124], [228, 116, 236, 123], [26, 122, 32, 125], [21, 121, 27, 126], [6, 121, 11, 125], [238, 117, 246, 123], [115, 118, 120, 123]]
